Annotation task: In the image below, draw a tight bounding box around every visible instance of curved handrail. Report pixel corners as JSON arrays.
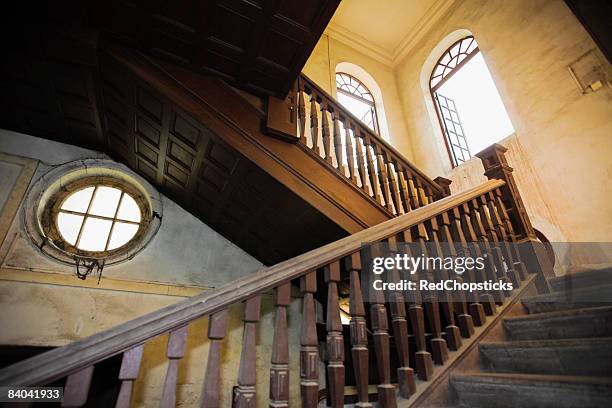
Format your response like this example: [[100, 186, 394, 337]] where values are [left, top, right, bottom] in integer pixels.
[[0, 179, 504, 386]]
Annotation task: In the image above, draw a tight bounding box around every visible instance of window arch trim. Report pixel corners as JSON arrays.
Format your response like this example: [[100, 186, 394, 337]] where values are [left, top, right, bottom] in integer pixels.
[[429, 36, 479, 92], [335, 72, 380, 134]]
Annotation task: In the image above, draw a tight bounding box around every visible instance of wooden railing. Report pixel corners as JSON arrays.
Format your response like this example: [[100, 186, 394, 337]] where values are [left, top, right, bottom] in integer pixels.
[[0, 145, 549, 407], [295, 74, 445, 215]]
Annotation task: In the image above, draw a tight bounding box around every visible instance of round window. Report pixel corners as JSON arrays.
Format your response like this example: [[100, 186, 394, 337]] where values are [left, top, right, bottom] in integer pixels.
[[41, 176, 152, 259]]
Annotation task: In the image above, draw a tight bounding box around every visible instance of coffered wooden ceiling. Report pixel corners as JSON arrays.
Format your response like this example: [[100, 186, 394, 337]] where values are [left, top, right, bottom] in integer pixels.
[[0, 0, 349, 265], [92, 0, 340, 97]]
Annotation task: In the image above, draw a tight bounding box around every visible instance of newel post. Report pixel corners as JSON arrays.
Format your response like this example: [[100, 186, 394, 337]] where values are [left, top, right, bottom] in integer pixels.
[[476, 144, 552, 293], [265, 80, 299, 143], [433, 176, 452, 199]]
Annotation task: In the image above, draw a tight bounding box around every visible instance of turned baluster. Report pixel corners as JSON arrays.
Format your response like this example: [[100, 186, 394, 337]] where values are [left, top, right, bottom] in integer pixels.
[[115, 344, 145, 408], [493, 188, 528, 280], [397, 166, 413, 213], [373, 144, 394, 212], [309, 94, 320, 155], [415, 224, 448, 365], [400, 230, 433, 380], [387, 236, 417, 398], [332, 112, 344, 171], [406, 175, 421, 210], [270, 283, 291, 408], [415, 179, 429, 206], [160, 325, 188, 408], [368, 245, 397, 407], [472, 198, 517, 292], [454, 206, 488, 326], [387, 160, 405, 215], [344, 122, 358, 184], [63, 366, 94, 407], [354, 133, 369, 194], [343, 253, 371, 407], [324, 261, 345, 407], [427, 217, 462, 351], [321, 103, 333, 165], [364, 135, 383, 204], [300, 271, 319, 408], [234, 296, 261, 407], [297, 83, 307, 145], [447, 209, 476, 338], [201, 309, 229, 408]]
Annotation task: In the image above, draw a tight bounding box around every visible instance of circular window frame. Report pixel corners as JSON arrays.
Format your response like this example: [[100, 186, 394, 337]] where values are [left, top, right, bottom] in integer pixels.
[[23, 158, 163, 266], [42, 176, 152, 259]]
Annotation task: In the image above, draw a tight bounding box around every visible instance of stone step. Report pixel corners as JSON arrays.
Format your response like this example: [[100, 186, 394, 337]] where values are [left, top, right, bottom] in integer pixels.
[[451, 372, 612, 408], [479, 337, 612, 376], [549, 264, 612, 292], [521, 284, 612, 314], [503, 306, 612, 340]]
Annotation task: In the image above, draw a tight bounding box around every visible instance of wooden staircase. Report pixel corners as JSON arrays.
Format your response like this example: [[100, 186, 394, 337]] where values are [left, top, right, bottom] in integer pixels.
[[451, 265, 612, 408], [0, 143, 567, 407]]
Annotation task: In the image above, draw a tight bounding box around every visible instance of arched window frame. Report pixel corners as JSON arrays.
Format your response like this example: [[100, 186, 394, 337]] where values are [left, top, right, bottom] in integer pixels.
[[336, 72, 380, 134], [429, 36, 480, 167]]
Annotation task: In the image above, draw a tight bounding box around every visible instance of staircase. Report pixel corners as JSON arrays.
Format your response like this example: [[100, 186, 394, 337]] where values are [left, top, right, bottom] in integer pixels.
[[452, 265, 612, 408]]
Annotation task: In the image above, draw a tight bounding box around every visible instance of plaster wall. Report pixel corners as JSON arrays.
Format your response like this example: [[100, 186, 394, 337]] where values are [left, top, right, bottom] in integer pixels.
[[393, 0, 612, 243]]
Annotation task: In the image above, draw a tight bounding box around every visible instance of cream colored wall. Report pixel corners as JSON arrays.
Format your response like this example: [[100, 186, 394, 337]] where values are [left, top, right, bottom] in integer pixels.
[[392, 0, 612, 242], [303, 34, 415, 159]]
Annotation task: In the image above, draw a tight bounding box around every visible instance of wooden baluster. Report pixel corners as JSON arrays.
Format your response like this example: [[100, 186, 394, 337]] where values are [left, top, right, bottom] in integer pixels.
[[461, 202, 502, 310], [234, 296, 261, 407], [300, 271, 319, 408], [160, 325, 188, 408], [487, 191, 528, 282], [387, 160, 405, 215], [298, 85, 308, 145], [321, 103, 333, 164], [427, 217, 462, 351], [324, 261, 345, 407], [455, 203, 489, 324], [447, 209, 476, 338], [415, 224, 448, 365], [344, 253, 372, 407], [407, 175, 421, 210], [373, 144, 393, 212], [397, 166, 413, 213], [473, 197, 518, 291], [400, 230, 433, 380], [454, 204, 503, 316], [201, 309, 229, 408], [62, 366, 94, 407], [309, 95, 320, 155], [368, 245, 397, 407], [493, 188, 528, 280], [387, 236, 417, 398], [354, 134, 370, 194], [364, 135, 383, 204], [270, 283, 291, 408], [332, 112, 344, 170], [344, 122, 358, 185], [415, 179, 429, 206], [269, 283, 291, 408], [115, 344, 145, 408]]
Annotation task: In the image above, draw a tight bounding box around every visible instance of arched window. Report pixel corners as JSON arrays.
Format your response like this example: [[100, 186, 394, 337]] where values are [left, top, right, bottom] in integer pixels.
[[336, 72, 380, 134], [430, 36, 515, 167]]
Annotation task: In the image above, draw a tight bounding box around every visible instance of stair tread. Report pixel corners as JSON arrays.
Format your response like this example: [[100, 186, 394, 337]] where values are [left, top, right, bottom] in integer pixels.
[[481, 336, 612, 348], [504, 305, 612, 322], [452, 372, 612, 386], [549, 264, 612, 291], [521, 284, 612, 314]]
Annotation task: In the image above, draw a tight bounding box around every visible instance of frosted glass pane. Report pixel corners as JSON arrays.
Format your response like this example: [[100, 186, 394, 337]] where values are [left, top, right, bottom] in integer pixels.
[[61, 187, 94, 213], [78, 217, 112, 251], [107, 222, 139, 250], [89, 186, 122, 217], [116, 194, 141, 222], [57, 213, 84, 245]]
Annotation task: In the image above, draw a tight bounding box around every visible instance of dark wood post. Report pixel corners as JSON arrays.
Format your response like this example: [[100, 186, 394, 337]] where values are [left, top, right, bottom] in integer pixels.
[[233, 296, 261, 407], [476, 143, 552, 293], [433, 176, 452, 199], [270, 284, 291, 408], [300, 271, 319, 408], [266, 82, 299, 143]]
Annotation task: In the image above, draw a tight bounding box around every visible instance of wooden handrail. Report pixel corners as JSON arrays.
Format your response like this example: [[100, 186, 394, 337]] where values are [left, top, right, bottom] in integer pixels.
[[0, 179, 504, 387], [298, 73, 444, 199]]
